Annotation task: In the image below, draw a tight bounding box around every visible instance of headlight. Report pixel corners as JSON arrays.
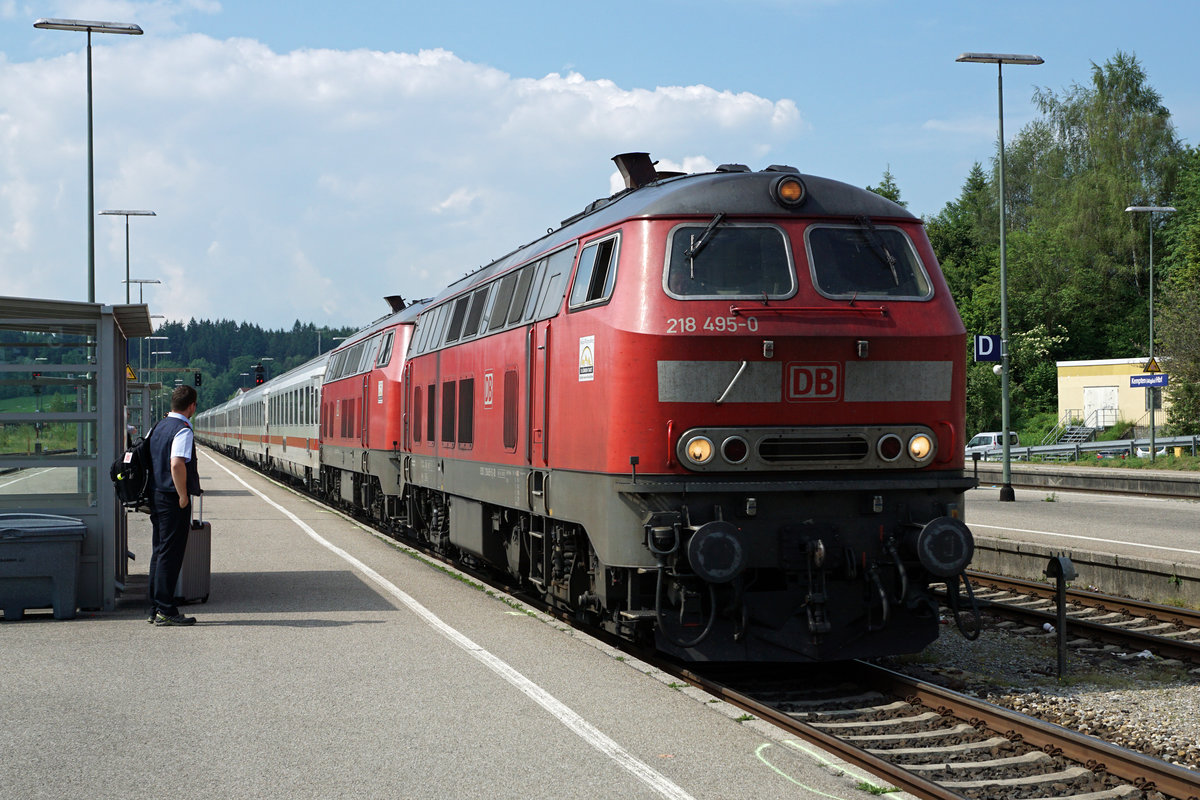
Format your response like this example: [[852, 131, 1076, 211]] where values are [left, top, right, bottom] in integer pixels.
[[908, 433, 934, 462], [721, 436, 749, 464], [772, 175, 807, 207], [877, 433, 902, 462], [685, 436, 714, 465]]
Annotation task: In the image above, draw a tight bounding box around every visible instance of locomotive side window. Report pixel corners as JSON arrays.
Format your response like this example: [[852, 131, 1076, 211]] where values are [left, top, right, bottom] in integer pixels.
[[413, 386, 423, 443], [325, 351, 345, 383], [506, 266, 535, 325], [664, 224, 793, 299], [441, 380, 457, 444], [412, 316, 429, 353], [533, 244, 577, 321], [503, 369, 519, 451], [426, 384, 437, 443], [444, 295, 471, 344], [463, 288, 489, 339], [569, 234, 619, 308], [377, 331, 395, 367], [805, 223, 932, 299], [362, 336, 381, 372], [458, 378, 474, 447], [489, 273, 519, 332], [520, 259, 547, 321]]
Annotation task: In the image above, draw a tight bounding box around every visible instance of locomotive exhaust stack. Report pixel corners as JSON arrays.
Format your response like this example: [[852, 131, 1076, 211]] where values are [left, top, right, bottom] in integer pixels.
[[612, 152, 659, 190]]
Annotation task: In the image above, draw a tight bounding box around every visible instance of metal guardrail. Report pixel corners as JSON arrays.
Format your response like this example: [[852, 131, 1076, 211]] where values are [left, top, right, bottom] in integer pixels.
[[970, 434, 1199, 463]]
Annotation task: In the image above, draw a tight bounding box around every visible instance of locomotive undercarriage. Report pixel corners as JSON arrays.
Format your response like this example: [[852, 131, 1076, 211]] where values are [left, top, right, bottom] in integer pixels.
[[624, 477, 977, 661]]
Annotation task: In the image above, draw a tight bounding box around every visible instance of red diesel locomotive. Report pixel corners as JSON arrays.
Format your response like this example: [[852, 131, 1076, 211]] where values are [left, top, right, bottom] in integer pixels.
[[197, 153, 977, 662]]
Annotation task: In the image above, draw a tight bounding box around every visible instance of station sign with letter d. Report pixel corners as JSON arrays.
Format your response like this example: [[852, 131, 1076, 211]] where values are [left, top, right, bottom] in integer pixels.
[[974, 335, 1001, 362]]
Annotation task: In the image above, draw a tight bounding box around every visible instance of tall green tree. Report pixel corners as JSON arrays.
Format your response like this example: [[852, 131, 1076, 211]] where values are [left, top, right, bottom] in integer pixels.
[[866, 166, 907, 207], [1009, 51, 1181, 359], [1158, 146, 1200, 433]]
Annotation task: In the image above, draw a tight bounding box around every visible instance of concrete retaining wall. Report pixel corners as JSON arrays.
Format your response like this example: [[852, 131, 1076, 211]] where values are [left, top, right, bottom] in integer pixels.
[[973, 535, 1200, 609], [969, 460, 1200, 496], [972, 462, 1200, 499]]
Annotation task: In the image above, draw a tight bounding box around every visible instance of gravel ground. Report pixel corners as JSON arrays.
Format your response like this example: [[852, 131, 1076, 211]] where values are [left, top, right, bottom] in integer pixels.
[[877, 615, 1200, 773]]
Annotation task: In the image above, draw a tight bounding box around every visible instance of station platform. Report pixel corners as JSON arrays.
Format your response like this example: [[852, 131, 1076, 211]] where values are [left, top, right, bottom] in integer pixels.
[[0, 447, 904, 800]]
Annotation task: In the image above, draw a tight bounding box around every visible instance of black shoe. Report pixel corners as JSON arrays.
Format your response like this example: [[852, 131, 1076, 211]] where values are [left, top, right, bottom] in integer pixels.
[[154, 613, 197, 626]]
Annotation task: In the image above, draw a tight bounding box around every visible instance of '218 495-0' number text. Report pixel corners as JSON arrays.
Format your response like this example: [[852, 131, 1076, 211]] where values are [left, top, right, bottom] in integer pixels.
[[666, 316, 759, 334]]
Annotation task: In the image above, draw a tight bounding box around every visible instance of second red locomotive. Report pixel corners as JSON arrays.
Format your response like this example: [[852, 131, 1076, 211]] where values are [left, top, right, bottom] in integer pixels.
[[198, 153, 977, 662]]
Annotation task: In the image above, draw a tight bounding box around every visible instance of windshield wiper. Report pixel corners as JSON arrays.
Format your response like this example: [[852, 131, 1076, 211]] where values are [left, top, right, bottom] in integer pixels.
[[684, 212, 726, 277], [856, 215, 899, 286]]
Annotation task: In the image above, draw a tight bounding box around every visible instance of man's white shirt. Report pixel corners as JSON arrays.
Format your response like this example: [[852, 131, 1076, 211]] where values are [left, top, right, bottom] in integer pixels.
[[166, 411, 194, 462]]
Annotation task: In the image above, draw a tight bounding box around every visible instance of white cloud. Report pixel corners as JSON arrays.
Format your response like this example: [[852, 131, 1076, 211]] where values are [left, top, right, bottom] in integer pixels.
[[0, 35, 805, 328]]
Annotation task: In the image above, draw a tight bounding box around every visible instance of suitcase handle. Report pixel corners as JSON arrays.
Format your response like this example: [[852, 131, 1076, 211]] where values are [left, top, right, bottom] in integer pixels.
[[190, 494, 204, 529]]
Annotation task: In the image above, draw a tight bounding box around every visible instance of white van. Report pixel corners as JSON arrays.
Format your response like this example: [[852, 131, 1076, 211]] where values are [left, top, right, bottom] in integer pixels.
[[965, 431, 1019, 460]]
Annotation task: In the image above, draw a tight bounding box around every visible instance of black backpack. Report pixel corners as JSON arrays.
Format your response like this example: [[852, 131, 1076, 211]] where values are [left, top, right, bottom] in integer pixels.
[[111, 423, 157, 511]]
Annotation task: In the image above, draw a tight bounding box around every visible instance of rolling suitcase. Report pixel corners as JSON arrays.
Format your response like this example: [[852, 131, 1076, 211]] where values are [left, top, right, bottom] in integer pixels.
[[174, 494, 211, 604]]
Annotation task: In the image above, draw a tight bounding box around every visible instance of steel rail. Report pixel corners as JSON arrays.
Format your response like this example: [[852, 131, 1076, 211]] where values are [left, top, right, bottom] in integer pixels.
[[855, 661, 1200, 800], [969, 571, 1200, 627], [966, 571, 1200, 663], [671, 663, 965, 800]]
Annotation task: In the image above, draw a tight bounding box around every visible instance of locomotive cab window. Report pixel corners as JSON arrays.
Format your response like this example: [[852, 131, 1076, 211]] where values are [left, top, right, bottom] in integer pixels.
[[805, 223, 932, 299], [569, 234, 619, 308], [377, 331, 395, 367], [664, 223, 793, 299]]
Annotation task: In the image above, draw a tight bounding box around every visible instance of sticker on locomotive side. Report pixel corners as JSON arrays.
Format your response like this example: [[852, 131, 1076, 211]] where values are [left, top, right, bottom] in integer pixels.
[[666, 316, 759, 334], [579, 336, 595, 382], [787, 362, 841, 401], [483, 370, 494, 408]]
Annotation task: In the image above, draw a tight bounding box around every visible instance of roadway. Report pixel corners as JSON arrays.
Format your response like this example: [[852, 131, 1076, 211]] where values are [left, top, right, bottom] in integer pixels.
[[966, 486, 1200, 569]]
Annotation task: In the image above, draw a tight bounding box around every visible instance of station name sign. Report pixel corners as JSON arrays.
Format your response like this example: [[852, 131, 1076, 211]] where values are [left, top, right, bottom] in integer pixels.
[[1130, 373, 1169, 388]]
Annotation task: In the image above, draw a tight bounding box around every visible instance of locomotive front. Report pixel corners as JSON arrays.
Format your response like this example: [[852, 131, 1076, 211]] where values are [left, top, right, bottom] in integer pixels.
[[558, 161, 976, 662]]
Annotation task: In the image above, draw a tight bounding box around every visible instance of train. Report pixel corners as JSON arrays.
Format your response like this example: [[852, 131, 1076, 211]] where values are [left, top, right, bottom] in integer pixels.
[[195, 152, 978, 663]]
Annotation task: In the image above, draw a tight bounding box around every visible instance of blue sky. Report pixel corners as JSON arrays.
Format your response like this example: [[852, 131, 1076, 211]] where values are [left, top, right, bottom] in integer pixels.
[[2, 0, 1197, 328]]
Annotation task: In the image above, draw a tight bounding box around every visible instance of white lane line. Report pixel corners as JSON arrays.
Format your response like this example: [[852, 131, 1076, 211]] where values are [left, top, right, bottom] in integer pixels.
[[971, 523, 1200, 558], [204, 454, 697, 800], [0, 468, 52, 490]]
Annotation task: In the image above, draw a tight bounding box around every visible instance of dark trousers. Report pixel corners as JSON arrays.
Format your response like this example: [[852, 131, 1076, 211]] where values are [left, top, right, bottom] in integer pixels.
[[149, 492, 191, 617]]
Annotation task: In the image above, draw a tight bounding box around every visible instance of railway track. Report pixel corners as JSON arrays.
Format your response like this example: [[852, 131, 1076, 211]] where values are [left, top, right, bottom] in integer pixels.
[[962, 571, 1200, 665], [675, 660, 1199, 800]]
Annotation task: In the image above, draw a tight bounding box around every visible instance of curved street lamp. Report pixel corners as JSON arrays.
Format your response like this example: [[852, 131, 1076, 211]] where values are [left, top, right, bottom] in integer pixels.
[[957, 52, 1044, 502], [34, 18, 143, 302]]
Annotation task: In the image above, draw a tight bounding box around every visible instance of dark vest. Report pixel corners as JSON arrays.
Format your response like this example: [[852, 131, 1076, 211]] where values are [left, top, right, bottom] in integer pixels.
[[150, 415, 202, 497]]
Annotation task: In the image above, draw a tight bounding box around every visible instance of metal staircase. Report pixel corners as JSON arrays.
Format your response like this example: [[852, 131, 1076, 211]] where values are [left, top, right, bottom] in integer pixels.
[[1040, 408, 1114, 447]]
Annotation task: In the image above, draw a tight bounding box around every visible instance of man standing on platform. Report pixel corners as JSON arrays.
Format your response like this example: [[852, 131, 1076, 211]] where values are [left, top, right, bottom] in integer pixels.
[[148, 385, 202, 626]]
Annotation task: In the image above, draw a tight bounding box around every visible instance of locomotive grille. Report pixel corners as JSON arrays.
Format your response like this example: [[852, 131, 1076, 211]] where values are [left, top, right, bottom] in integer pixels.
[[758, 435, 869, 462]]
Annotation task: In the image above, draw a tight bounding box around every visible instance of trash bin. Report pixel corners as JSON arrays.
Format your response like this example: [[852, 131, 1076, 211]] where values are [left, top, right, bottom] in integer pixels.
[[0, 513, 87, 621]]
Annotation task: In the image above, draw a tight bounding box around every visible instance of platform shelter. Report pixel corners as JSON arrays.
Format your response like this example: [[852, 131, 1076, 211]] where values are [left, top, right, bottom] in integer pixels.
[[1, 296, 153, 612]]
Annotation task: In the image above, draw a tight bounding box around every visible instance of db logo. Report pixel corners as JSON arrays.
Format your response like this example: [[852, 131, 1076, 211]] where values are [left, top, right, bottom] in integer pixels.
[[787, 363, 840, 401]]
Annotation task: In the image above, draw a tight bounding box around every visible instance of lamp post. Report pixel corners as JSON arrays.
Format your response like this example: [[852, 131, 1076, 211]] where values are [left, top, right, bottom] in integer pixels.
[[1125, 205, 1176, 462], [151, 349, 171, 417], [101, 210, 155, 302], [957, 52, 1043, 502], [34, 18, 143, 303]]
